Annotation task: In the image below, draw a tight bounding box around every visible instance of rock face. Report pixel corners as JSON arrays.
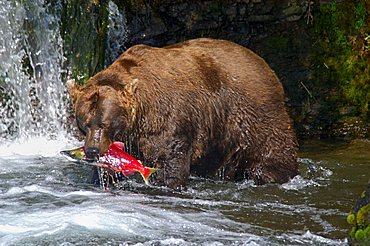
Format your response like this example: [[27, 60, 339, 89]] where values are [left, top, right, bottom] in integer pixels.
[[123, 0, 308, 48]]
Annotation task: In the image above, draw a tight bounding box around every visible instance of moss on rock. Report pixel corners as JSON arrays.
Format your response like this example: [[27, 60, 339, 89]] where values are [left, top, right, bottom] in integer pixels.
[[309, 0, 370, 134], [60, 0, 110, 85], [347, 182, 370, 245]]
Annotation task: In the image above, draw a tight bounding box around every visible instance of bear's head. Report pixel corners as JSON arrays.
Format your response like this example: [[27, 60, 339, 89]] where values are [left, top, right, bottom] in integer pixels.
[[66, 77, 138, 159]]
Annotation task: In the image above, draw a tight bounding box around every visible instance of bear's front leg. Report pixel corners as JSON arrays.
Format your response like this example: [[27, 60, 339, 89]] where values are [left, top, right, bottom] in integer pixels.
[[154, 139, 192, 190]]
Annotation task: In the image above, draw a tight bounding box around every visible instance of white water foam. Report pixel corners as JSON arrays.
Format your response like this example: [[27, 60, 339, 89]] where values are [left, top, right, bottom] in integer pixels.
[[0, 188, 256, 245], [281, 175, 321, 191], [0, 135, 80, 158], [284, 230, 348, 245], [1, 184, 102, 199]]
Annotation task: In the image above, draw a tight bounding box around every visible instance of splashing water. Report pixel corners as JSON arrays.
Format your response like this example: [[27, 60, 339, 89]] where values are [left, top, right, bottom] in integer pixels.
[[106, 1, 127, 65], [0, 0, 68, 144]]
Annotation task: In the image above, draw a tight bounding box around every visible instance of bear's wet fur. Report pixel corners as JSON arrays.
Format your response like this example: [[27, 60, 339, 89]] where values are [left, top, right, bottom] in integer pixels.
[[68, 38, 298, 189]]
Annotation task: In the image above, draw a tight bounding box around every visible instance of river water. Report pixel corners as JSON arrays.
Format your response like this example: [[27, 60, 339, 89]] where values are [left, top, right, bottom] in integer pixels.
[[0, 0, 368, 245], [1, 137, 369, 245]]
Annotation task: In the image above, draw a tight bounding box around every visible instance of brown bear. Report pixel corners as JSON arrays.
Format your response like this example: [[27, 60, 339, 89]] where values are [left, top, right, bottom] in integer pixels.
[[67, 38, 298, 189]]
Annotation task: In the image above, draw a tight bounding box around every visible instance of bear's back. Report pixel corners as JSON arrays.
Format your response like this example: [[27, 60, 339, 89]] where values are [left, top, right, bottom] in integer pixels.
[[111, 38, 285, 108], [167, 38, 285, 104]]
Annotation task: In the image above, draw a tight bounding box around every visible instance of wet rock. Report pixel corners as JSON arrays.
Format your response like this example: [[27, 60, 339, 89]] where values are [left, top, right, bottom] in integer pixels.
[[61, 0, 110, 84], [331, 117, 370, 139], [122, 0, 311, 48]]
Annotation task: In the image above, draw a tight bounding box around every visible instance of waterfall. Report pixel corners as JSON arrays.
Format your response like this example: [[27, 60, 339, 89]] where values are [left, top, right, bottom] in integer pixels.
[[0, 0, 127, 145], [0, 0, 67, 141], [106, 1, 127, 65]]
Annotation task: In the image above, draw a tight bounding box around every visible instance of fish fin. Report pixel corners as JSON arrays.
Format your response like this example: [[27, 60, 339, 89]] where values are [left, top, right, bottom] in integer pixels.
[[112, 141, 125, 150], [121, 169, 136, 177], [140, 167, 160, 185]]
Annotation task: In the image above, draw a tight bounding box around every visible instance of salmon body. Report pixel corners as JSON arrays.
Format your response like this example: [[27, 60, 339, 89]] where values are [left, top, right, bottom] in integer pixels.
[[61, 142, 158, 185]]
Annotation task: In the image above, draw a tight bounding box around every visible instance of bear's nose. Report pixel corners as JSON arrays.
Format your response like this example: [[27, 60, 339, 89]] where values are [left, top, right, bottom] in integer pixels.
[[85, 147, 100, 160]]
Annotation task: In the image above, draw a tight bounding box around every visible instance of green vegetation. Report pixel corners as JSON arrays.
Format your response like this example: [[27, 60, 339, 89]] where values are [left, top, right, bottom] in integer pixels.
[[310, 0, 370, 121], [60, 0, 110, 85], [347, 183, 370, 245], [347, 204, 370, 244]]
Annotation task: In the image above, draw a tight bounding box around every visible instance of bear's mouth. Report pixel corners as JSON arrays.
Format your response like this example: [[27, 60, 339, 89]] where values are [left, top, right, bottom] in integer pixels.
[[85, 146, 100, 160]]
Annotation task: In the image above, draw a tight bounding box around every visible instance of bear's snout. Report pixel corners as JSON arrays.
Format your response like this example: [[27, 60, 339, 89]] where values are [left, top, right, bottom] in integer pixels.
[[84, 127, 112, 158]]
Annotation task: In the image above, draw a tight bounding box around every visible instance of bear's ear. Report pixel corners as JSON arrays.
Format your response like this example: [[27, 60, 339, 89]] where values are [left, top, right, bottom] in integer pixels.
[[124, 78, 139, 96], [86, 86, 99, 105], [66, 79, 82, 105]]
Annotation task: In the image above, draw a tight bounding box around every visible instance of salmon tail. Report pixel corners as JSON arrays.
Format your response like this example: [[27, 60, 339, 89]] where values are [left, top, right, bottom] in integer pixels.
[[140, 167, 160, 185]]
